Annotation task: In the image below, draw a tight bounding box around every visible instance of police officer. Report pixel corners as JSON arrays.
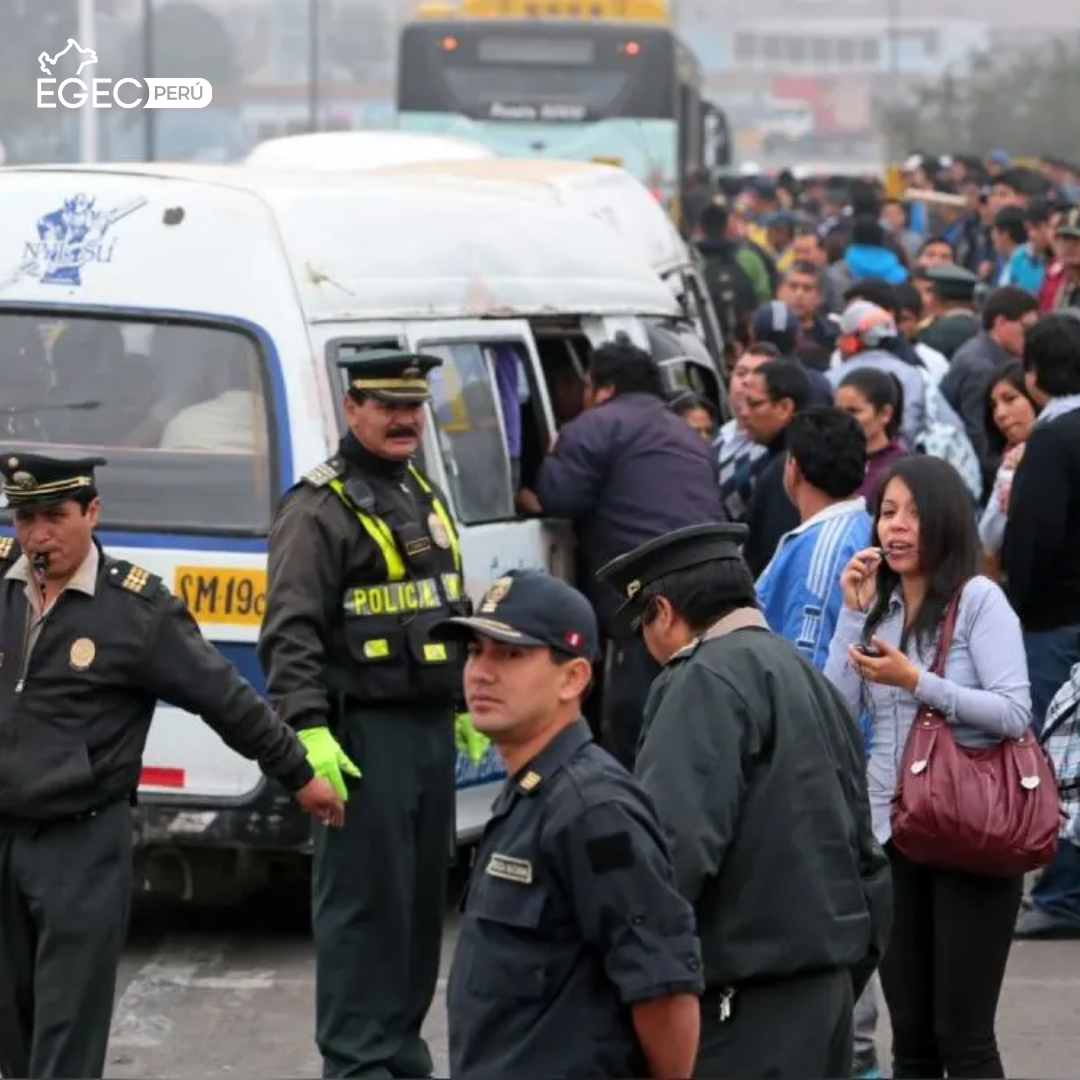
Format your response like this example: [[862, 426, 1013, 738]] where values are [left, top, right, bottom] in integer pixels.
[[597, 523, 892, 1080], [433, 569, 704, 1080], [0, 452, 342, 1080], [257, 349, 473, 1078], [917, 263, 981, 360]]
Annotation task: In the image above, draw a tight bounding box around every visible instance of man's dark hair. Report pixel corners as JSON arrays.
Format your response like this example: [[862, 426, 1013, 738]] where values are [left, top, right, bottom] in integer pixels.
[[756, 359, 812, 413], [784, 260, 821, 284], [589, 339, 664, 398], [981, 286, 1039, 332], [850, 213, 886, 248], [1025, 197, 1054, 225], [844, 277, 899, 315], [741, 341, 782, 361], [992, 206, 1027, 246], [918, 235, 954, 258], [893, 280, 924, 318], [1023, 314, 1080, 397], [786, 406, 867, 498], [640, 559, 757, 634], [698, 203, 729, 240]]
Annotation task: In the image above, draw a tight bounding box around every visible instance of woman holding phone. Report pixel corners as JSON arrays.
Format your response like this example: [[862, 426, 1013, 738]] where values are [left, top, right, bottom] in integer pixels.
[[824, 455, 1032, 1079]]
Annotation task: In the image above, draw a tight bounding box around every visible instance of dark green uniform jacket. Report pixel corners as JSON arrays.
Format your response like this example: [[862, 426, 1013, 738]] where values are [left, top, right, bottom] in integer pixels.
[[258, 437, 469, 731], [635, 607, 891, 997], [917, 310, 980, 361], [0, 538, 312, 821]]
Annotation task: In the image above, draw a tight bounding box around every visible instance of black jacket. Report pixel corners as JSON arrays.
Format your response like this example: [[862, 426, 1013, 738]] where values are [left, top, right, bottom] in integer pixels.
[[0, 539, 312, 822], [636, 612, 892, 995], [1004, 407, 1080, 631], [535, 392, 725, 633]]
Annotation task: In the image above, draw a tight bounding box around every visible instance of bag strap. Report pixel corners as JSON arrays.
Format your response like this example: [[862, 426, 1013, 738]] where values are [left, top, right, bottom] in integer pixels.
[[928, 582, 967, 676]]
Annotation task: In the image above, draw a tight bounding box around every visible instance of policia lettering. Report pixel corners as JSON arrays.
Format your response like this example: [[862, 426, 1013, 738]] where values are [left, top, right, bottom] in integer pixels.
[[305, 458, 469, 705]]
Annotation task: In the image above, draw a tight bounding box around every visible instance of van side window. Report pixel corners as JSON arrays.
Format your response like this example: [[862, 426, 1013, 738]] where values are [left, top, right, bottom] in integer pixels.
[[0, 314, 275, 534], [424, 341, 516, 525]]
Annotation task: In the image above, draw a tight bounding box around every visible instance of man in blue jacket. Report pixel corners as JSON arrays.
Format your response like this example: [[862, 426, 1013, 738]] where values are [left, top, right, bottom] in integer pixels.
[[756, 406, 873, 670], [520, 338, 725, 768]]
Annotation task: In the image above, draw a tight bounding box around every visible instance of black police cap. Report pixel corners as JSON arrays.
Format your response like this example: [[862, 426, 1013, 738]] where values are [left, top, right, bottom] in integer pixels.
[[0, 451, 106, 508], [432, 569, 599, 660], [924, 263, 979, 301], [335, 347, 443, 405], [596, 523, 749, 636]]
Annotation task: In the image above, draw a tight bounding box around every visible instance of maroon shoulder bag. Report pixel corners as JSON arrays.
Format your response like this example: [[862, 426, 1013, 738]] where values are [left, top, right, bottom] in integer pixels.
[[889, 586, 1061, 877]]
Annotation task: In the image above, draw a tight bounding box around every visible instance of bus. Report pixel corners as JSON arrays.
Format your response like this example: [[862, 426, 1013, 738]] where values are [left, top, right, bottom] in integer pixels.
[[395, 0, 731, 220]]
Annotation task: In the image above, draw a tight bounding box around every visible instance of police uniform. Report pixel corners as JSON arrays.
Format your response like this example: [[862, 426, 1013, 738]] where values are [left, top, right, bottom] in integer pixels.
[[598, 524, 893, 1080], [917, 264, 981, 360], [0, 453, 315, 1080], [432, 571, 704, 1079], [257, 351, 469, 1078]]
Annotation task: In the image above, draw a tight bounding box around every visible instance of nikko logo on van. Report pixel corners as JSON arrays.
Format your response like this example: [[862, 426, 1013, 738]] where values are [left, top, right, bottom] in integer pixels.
[[37, 38, 212, 110]]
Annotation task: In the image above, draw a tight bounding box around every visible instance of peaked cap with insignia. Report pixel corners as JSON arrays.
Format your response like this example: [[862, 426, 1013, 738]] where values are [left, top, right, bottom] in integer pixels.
[[337, 347, 443, 405], [0, 451, 106, 508], [596, 522, 750, 637]]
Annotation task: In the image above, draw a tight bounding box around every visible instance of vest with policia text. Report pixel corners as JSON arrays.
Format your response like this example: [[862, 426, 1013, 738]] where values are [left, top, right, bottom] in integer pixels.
[[303, 456, 470, 708]]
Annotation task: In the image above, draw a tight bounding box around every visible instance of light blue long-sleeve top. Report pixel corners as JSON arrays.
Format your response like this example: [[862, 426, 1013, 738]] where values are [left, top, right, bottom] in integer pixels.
[[823, 575, 1032, 844]]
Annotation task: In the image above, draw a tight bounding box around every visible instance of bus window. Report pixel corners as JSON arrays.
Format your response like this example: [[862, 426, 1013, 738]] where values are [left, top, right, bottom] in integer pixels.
[[0, 313, 275, 535], [424, 341, 516, 525]]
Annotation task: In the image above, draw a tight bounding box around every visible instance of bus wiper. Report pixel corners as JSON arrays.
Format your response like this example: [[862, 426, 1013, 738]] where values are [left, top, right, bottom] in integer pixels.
[[1, 400, 101, 415]]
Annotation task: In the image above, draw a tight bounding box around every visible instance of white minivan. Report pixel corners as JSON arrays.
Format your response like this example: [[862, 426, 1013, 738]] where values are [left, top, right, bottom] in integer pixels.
[[0, 163, 727, 900]]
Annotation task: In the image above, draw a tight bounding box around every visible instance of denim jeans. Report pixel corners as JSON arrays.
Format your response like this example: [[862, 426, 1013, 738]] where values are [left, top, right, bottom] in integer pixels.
[[1025, 624, 1080, 926]]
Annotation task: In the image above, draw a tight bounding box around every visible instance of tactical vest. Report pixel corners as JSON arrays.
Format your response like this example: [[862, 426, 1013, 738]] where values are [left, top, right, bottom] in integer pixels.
[[307, 458, 469, 708]]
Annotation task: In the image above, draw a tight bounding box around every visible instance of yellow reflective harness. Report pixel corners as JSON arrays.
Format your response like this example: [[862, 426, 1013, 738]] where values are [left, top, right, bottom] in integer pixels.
[[328, 463, 462, 583]]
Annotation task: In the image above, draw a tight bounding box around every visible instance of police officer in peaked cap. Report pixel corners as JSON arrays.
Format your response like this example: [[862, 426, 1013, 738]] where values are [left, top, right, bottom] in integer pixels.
[[918, 263, 981, 360], [597, 523, 892, 1079], [257, 348, 479, 1078], [0, 451, 341, 1080], [433, 569, 704, 1079]]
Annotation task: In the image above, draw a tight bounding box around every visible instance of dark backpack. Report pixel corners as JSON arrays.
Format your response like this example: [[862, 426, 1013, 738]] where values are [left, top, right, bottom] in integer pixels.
[[702, 255, 756, 344]]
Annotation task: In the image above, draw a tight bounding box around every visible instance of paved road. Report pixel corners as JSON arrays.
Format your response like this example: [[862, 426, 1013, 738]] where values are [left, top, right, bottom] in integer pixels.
[[103, 888, 1080, 1079]]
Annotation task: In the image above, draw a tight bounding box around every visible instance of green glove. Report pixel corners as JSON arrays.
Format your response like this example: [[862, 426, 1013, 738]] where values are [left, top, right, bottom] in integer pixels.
[[455, 712, 491, 766], [298, 727, 362, 801]]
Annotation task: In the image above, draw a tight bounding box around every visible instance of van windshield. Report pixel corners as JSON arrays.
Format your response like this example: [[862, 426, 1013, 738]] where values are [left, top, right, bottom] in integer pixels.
[[0, 313, 275, 534]]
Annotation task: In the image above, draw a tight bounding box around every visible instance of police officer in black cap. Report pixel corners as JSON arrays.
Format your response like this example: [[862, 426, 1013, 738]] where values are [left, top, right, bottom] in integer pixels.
[[0, 451, 342, 1080], [918, 263, 981, 360], [598, 523, 892, 1080], [258, 348, 475, 1078], [433, 569, 704, 1080]]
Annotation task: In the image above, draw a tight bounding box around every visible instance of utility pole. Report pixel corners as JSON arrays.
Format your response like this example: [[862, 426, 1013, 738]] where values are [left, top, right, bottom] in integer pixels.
[[78, 0, 99, 162], [308, 0, 320, 132], [143, 0, 156, 160]]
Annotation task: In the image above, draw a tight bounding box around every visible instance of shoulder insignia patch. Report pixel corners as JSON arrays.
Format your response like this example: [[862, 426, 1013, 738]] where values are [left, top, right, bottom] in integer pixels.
[[518, 770, 542, 794], [0, 536, 16, 562], [301, 458, 344, 488], [106, 560, 163, 601]]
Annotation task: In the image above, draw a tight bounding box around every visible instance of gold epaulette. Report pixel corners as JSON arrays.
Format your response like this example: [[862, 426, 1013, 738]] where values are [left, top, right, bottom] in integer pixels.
[[105, 559, 163, 600], [301, 458, 344, 488], [0, 536, 17, 562]]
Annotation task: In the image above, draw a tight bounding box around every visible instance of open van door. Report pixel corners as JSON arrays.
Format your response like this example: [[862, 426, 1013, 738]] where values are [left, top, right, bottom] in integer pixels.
[[400, 318, 576, 837]]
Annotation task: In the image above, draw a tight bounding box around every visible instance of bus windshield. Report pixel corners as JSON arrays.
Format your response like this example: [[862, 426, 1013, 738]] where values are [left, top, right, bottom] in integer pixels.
[[0, 312, 276, 535], [397, 20, 683, 188]]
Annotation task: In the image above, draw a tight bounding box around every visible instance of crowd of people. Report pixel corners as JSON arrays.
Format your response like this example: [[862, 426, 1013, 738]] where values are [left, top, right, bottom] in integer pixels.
[[510, 148, 1080, 1078]]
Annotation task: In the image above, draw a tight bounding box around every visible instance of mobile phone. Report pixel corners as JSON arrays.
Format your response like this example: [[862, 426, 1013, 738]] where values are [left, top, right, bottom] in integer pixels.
[[855, 642, 883, 658]]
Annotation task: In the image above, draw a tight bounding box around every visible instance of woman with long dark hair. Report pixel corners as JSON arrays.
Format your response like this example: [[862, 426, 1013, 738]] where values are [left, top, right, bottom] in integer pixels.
[[978, 360, 1040, 579], [824, 455, 1032, 1079]]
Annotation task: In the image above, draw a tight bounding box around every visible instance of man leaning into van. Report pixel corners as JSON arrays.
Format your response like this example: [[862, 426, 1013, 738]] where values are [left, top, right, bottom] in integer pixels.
[[518, 338, 725, 768], [257, 348, 479, 1079]]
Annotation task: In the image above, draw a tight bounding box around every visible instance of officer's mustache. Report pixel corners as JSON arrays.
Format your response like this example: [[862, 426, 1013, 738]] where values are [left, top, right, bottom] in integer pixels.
[[387, 425, 419, 438]]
